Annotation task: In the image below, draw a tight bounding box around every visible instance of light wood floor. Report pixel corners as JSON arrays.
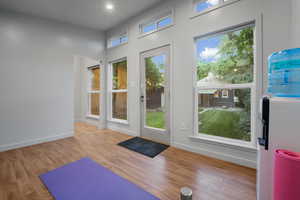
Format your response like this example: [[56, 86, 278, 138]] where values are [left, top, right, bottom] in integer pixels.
[[0, 122, 256, 200]]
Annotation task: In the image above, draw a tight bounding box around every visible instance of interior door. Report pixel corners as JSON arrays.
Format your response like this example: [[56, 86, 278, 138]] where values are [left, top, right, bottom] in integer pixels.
[[140, 45, 170, 144]]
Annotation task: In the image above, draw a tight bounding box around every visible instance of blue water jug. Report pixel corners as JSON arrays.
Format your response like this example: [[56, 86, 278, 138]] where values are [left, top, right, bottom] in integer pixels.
[[268, 48, 300, 97]]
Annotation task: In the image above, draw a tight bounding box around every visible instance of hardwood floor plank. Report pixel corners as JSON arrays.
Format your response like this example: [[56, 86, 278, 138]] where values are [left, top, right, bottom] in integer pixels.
[[0, 122, 256, 200]]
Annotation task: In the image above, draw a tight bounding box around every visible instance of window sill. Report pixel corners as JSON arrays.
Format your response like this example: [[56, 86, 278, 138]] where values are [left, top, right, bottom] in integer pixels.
[[138, 24, 174, 39], [189, 135, 257, 153], [108, 119, 129, 125], [86, 115, 100, 120], [190, 0, 240, 20]]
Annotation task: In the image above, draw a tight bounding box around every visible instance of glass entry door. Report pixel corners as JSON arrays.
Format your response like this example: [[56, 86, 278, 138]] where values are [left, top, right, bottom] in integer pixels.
[[140, 45, 170, 144]]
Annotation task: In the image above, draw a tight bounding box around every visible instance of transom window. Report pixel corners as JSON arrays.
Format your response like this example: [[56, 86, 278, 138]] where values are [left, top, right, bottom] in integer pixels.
[[107, 34, 128, 48], [108, 59, 128, 122], [195, 24, 255, 144], [87, 66, 101, 118], [140, 10, 173, 35], [194, 0, 239, 14]]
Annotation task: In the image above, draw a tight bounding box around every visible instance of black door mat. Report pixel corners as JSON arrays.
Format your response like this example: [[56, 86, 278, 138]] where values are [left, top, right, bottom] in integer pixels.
[[118, 137, 169, 158]]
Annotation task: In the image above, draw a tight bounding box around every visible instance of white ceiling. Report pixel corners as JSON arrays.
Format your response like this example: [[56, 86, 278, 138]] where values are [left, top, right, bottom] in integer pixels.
[[0, 0, 163, 31]]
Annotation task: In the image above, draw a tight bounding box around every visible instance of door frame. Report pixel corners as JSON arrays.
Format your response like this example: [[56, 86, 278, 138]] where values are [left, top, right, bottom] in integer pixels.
[[139, 45, 171, 144]]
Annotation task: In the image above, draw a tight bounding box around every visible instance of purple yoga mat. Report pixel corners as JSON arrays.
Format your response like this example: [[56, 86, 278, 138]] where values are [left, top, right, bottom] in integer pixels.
[[40, 157, 160, 200]]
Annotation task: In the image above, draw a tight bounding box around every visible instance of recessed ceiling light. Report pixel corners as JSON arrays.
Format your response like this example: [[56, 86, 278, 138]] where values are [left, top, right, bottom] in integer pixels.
[[106, 3, 114, 11]]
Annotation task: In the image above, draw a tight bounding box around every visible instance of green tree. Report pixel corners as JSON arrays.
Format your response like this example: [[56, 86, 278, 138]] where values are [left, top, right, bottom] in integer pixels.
[[197, 27, 254, 83], [217, 27, 254, 84], [197, 61, 214, 80], [145, 58, 164, 90]]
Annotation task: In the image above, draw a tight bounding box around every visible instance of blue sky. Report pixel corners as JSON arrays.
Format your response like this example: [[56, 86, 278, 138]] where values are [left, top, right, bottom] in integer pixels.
[[151, 55, 166, 73], [196, 0, 219, 12], [143, 16, 172, 33], [152, 55, 165, 65], [196, 0, 222, 63], [150, 33, 222, 67], [143, 23, 156, 33], [158, 17, 172, 29], [196, 35, 222, 62]]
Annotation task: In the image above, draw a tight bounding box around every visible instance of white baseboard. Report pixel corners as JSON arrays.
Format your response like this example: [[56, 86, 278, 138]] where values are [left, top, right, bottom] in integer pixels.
[[107, 125, 138, 137], [173, 142, 257, 169], [98, 122, 106, 130], [83, 118, 99, 126], [0, 131, 74, 152]]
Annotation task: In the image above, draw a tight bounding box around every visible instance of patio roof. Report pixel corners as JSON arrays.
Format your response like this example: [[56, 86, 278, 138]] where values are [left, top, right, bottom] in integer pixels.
[[197, 72, 226, 87], [198, 89, 217, 94]]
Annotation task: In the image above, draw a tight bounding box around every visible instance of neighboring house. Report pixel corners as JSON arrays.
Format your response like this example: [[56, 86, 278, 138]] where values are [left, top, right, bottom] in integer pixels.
[[197, 73, 235, 108], [198, 89, 235, 108]]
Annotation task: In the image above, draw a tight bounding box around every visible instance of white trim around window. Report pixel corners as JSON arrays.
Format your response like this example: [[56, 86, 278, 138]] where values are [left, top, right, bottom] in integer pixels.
[[107, 58, 129, 124]]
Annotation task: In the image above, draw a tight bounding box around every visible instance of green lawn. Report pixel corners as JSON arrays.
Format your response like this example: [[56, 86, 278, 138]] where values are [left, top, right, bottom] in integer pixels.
[[199, 110, 250, 141], [145, 109, 250, 141], [146, 111, 165, 129]]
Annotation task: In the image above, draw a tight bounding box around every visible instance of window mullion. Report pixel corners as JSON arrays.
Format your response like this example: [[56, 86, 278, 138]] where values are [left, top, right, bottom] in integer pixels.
[[112, 89, 128, 93], [197, 83, 254, 90], [88, 90, 100, 94]]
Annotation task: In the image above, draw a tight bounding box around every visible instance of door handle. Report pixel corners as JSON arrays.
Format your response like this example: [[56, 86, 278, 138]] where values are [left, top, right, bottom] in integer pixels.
[[258, 97, 270, 150], [140, 95, 144, 103]]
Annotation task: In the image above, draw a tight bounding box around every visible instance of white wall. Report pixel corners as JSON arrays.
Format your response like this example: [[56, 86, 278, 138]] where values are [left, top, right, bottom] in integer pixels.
[[291, 0, 300, 48], [261, 0, 291, 92], [105, 0, 292, 168], [0, 10, 105, 151], [74, 56, 83, 122]]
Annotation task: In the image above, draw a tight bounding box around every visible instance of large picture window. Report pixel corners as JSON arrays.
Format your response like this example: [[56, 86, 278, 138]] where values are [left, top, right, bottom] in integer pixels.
[[195, 24, 255, 144], [109, 59, 128, 122], [87, 66, 101, 118]]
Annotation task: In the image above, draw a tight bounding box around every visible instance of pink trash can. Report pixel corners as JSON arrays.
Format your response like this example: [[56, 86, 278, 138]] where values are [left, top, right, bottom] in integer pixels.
[[274, 149, 300, 200]]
